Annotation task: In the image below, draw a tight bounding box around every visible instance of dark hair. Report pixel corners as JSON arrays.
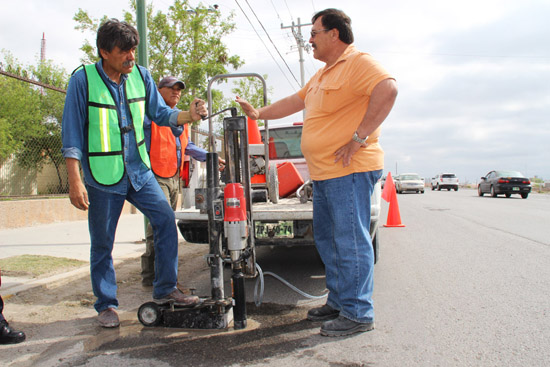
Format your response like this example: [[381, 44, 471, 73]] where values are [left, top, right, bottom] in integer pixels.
[[312, 8, 353, 44], [96, 19, 139, 59]]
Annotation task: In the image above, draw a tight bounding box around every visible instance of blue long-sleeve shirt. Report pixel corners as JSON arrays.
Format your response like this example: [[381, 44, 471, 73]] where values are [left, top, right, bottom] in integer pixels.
[[61, 61, 181, 194], [143, 117, 207, 166]]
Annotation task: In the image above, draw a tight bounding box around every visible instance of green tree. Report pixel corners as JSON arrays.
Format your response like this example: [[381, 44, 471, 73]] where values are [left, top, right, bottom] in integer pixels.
[[0, 53, 43, 163], [230, 74, 273, 126], [18, 61, 68, 193], [0, 52, 68, 193], [73, 0, 243, 131]]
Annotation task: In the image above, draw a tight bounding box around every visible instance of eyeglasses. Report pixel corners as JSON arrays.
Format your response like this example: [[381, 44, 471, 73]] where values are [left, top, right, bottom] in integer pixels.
[[310, 29, 330, 38]]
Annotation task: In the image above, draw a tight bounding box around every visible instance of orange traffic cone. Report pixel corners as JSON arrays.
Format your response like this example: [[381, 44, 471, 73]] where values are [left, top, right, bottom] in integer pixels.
[[382, 172, 405, 227], [384, 191, 405, 227], [268, 137, 277, 159], [247, 117, 262, 145]]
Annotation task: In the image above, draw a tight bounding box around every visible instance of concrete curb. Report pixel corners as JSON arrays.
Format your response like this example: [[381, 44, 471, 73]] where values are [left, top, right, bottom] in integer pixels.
[[2, 253, 142, 300]]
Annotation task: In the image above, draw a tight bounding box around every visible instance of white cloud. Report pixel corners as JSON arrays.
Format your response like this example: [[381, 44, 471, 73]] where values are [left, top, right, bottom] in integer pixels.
[[1, 0, 549, 182]]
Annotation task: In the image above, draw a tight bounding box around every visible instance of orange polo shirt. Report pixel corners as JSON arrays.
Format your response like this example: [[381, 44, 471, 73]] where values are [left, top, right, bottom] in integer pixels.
[[298, 45, 393, 181]]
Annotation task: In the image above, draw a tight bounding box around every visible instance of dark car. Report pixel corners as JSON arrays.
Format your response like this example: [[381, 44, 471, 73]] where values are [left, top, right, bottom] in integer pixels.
[[478, 170, 531, 199]]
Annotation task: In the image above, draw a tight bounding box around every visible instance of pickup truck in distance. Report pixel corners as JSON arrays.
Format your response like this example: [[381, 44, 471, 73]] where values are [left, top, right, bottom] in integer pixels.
[[175, 122, 383, 263]]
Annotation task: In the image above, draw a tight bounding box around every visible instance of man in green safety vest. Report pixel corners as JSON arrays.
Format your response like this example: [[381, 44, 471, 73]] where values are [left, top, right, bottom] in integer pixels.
[[61, 19, 206, 328]]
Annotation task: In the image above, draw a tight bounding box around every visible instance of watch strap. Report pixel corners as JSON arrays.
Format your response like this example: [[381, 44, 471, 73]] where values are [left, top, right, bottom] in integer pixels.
[[352, 131, 368, 144]]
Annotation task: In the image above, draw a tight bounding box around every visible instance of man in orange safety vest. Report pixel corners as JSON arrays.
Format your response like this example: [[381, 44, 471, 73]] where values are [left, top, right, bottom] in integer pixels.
[[141, 76, 224, 287]]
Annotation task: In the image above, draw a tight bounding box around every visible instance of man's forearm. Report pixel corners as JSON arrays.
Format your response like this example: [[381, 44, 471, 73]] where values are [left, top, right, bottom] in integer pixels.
[[66, 158, 82, 185], [257, 94, 305, 120], [356, 79, 398, 139], [176, 111, 194, 126]]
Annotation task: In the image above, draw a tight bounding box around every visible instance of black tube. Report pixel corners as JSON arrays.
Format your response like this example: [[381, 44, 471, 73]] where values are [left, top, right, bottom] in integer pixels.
[[206, 152, 224, 301], [232, 269, 247, 329]]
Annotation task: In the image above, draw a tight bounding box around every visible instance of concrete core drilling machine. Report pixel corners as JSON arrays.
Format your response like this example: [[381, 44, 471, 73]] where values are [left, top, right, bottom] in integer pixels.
[[137, 73, 268, 330]]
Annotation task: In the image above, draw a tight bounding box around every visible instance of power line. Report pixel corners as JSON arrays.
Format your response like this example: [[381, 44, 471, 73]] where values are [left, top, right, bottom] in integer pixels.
[[282, 0, 294, 22], [269, 0, 283, 24], [233, 0, 297, 91], [242, 0, 301, 87], [0, 69, 66, 94], [310, 0, 316, 13]]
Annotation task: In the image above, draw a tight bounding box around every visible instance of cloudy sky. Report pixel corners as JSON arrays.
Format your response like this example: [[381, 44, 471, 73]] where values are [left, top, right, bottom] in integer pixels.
[[1, 0, 549, 183]]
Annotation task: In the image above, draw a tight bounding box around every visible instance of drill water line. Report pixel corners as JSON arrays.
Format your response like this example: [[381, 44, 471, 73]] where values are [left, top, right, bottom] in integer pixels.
[[253, 263, 328, 306]]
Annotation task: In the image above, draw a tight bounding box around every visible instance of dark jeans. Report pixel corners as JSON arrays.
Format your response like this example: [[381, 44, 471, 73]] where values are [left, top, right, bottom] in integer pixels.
[[87, 177, 179, 313], [0, 295, 5, 323]]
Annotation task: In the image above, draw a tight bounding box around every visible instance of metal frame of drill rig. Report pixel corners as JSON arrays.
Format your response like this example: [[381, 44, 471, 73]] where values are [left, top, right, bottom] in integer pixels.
[[137, 73, 270, 330]]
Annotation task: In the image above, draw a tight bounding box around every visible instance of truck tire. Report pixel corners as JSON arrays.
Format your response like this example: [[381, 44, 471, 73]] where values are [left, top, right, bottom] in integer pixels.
[[267, 163, 279, 204], [372, 228, 379, 264]]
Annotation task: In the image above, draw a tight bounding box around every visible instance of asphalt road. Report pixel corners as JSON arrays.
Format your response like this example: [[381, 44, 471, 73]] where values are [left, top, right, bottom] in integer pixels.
[[3, 188, 550, 366]]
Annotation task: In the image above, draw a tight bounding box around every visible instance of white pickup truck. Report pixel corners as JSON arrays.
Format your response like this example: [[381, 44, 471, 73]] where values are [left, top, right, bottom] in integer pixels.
[[175, 122, 383, 263]]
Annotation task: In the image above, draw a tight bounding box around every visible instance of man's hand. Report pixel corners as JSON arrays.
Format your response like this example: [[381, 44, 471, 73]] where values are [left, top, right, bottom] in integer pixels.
[[334, 140, 367, 168], [66, 158, 89, 211], [190, 98, 207, 121], [218, 157, 226, 172], [235, 96, 260, 120], [69, 179, 89, 211]]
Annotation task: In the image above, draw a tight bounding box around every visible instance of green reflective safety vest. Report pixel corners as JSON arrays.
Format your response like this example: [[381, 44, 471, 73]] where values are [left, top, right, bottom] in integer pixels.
[[82, 64, 151, 186]]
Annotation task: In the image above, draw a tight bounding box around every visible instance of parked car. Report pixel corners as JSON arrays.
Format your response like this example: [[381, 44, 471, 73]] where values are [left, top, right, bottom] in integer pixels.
[[477, 170, 531, 199], [395, 173, 425, 194], [431, 173, 459, 191]]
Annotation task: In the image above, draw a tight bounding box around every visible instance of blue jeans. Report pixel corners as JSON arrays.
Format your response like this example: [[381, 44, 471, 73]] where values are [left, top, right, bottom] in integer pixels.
[[313, 170, 382, 323], [87, 177, 178, 313]]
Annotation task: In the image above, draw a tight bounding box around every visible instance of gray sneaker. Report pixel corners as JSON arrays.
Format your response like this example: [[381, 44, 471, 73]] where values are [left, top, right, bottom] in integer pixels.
[[320, 315, 374, 337], [307, 304, 339, 321], [98, 308, 120, 328]]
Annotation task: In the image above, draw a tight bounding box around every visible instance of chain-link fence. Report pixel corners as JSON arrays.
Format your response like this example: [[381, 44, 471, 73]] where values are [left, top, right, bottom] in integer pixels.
[[0, 68, 226, 199], [0, 128, 222, 198], [0, 78, 218, 199]]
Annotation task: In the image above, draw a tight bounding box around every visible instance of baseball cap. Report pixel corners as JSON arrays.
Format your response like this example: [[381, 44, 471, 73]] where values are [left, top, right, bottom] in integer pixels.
[[158, 76, 185, 89]]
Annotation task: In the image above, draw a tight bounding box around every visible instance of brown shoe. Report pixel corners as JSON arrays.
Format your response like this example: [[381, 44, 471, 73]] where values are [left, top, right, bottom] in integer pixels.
[[155, 289, 200, 306], [98, 308, 120, 328]]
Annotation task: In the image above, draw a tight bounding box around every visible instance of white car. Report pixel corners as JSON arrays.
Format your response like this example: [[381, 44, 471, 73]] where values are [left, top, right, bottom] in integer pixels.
[[395, 173, 425, 194], [431, 173, 459, 191]]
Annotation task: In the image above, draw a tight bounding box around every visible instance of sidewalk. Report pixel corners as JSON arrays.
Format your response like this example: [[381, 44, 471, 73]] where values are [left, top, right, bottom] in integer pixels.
[[0, 213, 147, 296]]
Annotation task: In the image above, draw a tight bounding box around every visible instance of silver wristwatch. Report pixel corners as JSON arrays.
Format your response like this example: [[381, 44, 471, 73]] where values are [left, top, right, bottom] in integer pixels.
[[352, 131, 368, 144]]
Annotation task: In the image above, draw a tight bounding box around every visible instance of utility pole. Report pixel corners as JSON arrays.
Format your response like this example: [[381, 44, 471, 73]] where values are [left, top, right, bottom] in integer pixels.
[[136, 0, 148, 68], [281, 17, 311, 120]]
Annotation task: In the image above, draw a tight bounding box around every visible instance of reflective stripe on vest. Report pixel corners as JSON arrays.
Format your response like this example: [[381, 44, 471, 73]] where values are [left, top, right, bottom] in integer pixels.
[[150, 122, 189, 178], [83, 64, 151, 186]]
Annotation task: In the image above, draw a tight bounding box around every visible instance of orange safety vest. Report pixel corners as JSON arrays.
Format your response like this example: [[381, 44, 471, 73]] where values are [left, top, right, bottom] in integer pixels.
[[149, 122, 189, 179]]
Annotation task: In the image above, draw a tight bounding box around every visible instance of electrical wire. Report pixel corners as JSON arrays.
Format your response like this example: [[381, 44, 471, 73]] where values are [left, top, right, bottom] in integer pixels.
[[243, 0, 301, 88], [282, 0, 294, 22], [269, 0, 283, 24], [253, 263, 328, 307], [234, 0, 298, 91]]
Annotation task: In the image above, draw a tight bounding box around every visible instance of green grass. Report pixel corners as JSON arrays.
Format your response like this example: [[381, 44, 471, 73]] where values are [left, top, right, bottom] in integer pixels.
[[0, 255, 87, 278]]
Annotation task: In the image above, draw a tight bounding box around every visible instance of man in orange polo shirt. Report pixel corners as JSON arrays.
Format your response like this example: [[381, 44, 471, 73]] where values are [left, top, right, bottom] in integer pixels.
[[236, 8, 397, 337]]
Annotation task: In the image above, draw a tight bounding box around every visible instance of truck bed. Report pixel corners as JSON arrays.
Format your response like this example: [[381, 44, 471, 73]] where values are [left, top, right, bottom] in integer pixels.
[[175, 197, 313, 222]]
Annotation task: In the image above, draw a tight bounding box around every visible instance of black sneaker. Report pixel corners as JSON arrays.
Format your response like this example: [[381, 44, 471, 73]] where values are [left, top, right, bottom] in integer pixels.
[[320, 315, 374, 337], [307, 304, 339, 321], [0, 320, 26, 344]]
